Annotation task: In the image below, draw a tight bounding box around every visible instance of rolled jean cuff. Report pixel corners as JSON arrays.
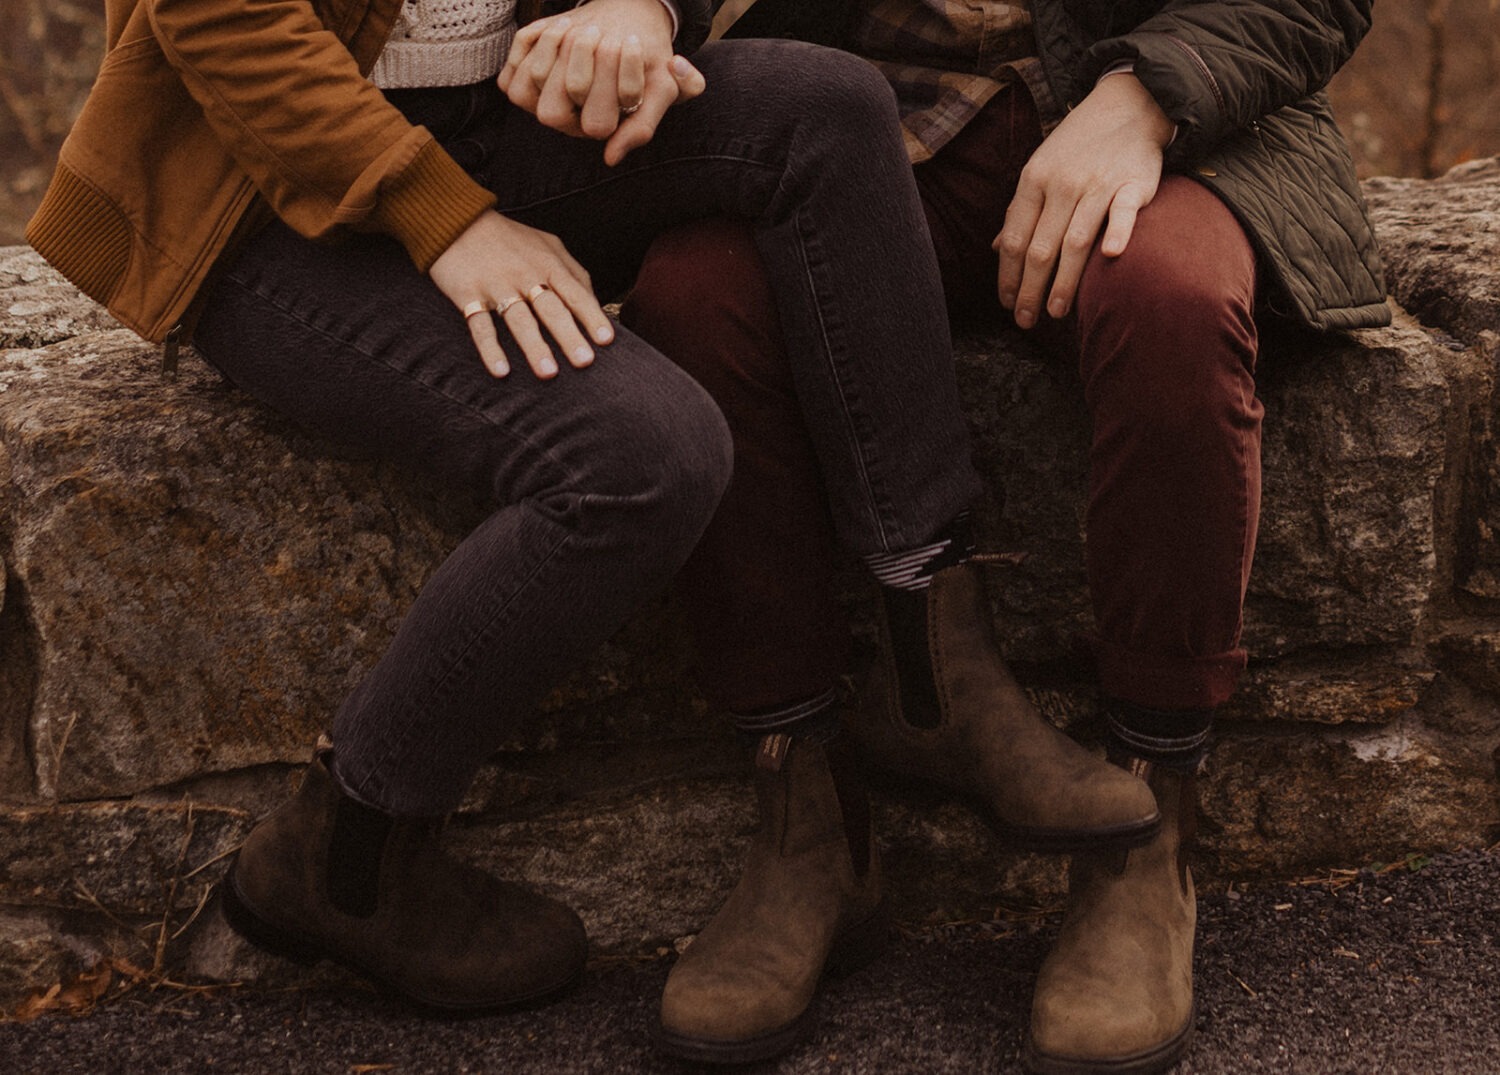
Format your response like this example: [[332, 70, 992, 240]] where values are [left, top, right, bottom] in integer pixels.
[[1090, 634, 1246, 711]]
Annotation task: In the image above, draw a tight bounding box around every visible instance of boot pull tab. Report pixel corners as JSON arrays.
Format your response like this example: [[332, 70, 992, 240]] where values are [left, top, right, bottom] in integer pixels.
[[756, 733, 792, 773]]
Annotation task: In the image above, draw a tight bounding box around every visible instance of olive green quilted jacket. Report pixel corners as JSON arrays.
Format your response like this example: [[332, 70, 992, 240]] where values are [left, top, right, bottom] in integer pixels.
[[728, 0, 1390, 332]]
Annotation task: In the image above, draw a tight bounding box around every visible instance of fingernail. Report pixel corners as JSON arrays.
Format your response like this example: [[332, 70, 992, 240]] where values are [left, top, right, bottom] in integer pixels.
[[1048, 298, 1067, 317], [594, 325, 614, 343], [1016, 308, 1034, 329], [671, 56, 691, 76], [492, 360, 510, 377], [999, 291, 1016, 308], [540, 357, 559, 376], [572, 345, 594, 366]]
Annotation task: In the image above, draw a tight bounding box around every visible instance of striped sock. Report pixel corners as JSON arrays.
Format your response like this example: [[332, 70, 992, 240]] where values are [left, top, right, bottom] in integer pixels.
[[1105, 701, 1213, 772], [863, 513, 975, 592]]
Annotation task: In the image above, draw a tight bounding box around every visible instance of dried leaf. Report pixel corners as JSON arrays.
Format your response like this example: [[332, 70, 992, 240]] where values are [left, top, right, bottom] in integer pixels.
[[9, 961, 112, 1022]]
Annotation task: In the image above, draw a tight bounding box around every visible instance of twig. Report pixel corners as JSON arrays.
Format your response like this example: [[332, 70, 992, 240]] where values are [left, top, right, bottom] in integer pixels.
[[152, 803, 196, 979], [169, 884, 214, 941], [182, 842, 242, 881], [72, 878, 138, 938], [51, 711, 80, 793], [1229, 970, 1259, 998]]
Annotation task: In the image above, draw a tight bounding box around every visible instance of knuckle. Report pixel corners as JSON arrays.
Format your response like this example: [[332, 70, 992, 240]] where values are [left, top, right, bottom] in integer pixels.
[[997, 232, 1028, 258], [580, 114, 617, 139], [1025, 243, 1055, 267], [536, 101, 572, 127]]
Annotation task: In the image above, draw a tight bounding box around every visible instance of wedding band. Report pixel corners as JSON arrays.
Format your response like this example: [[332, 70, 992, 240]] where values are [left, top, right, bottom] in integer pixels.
[[526, 283, 552, 302], [461, 300, 489, 319], [494, 293, 523, 316], [619, 102, 642, 115]]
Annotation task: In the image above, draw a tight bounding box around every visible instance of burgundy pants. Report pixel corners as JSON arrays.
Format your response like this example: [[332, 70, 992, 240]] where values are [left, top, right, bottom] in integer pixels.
[[622, 83, 1261, 715]]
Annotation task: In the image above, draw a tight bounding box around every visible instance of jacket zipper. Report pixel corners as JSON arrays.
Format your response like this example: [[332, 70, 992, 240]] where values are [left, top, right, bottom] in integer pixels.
[[1166, 35, 1226, 121]]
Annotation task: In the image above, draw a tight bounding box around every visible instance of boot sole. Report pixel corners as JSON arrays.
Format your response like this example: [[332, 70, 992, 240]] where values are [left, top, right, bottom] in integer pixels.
[[1022, 1005, 1196, 1074], [865, 765, 1161, 853], [649, 900, 892, 1065], [219, 858, 584, 1015]]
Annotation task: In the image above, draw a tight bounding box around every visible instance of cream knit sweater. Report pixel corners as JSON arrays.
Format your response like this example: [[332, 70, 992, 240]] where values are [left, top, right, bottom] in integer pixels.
[[370, 0, 519, 89]]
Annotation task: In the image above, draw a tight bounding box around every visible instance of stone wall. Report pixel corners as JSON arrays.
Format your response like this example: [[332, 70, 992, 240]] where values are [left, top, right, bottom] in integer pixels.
[[1, 161, 1498, 1004]]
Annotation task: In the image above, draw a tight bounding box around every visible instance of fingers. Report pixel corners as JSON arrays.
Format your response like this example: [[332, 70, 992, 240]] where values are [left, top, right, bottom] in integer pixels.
[[500, 300, 561, 379], [502, 16, 571, 112], [617, 35, 646, 112], [578, 37, 624, 138], [604, 68, 676, 165], [603, 54, 703, 165], [535, 38, 586, 134], [564, 24, 601, 108], [1099, 189, 1145, 258], [463, 303, 511, 378], [458, 270, 611, 381], [669, 54, 706, 101], [498, 19, 545, 93], [549, 242, 615, 346], [995, 181, 1043, 322]]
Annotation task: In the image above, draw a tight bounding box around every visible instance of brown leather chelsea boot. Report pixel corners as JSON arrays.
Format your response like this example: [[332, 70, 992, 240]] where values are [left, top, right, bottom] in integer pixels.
[[221, 739, 587, 1012]]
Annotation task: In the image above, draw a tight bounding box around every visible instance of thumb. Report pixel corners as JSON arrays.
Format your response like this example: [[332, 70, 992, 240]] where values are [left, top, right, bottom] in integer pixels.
[[669, 55, 706, 101]]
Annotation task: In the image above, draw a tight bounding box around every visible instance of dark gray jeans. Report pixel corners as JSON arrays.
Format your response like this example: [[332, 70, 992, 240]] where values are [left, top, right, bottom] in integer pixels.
[[194, 39, 982, 815]]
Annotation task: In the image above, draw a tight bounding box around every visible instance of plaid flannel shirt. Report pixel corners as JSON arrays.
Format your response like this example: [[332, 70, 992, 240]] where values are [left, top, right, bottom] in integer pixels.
[[848, 0, 1062, 163]]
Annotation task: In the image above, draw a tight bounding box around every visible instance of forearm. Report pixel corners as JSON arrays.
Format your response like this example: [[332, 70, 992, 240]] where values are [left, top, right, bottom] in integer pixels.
[[147, 0, 495, 266]]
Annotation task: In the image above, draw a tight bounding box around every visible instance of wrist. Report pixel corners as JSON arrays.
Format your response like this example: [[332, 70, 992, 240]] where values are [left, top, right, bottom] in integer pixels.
[[1094, 71, 1176, 149], [574, 0, 676, 39]]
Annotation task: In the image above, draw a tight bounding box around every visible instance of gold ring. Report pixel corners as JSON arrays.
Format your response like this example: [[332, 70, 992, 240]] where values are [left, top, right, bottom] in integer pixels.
[[526, 283, 552, 302], [619, 102, 642, 116], [494, 293, 523, 316], [461, 300, 489, 319]]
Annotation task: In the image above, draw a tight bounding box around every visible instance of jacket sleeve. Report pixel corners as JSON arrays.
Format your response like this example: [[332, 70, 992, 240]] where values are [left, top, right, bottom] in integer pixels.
[[145, 0, 496, 271], [1084, 0, 1373, 164]]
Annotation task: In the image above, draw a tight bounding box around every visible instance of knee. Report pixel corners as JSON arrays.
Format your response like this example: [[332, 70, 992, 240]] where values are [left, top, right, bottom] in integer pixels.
[[1075, 190, 1259, 433], [580, 364, 734, 544], [1077, 182, 1255, 334], [738, 40, 899, 144]]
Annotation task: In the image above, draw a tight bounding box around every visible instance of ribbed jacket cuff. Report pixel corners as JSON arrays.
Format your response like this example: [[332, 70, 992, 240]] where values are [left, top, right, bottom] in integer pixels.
[[370, 140, 497, 272]]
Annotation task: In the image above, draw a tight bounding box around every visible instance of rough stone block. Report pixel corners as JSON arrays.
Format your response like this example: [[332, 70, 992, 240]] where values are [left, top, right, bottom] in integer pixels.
[[2, 159, 1500, 996]]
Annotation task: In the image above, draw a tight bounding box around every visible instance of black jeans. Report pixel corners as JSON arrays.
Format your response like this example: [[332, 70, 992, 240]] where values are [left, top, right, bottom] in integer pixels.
[[194, 39, 982, 815]]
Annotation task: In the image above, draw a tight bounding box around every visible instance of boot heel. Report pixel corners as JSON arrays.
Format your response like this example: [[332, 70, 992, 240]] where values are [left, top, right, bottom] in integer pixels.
[[219, 863, 323, 967], [825, 900, 891, 978]]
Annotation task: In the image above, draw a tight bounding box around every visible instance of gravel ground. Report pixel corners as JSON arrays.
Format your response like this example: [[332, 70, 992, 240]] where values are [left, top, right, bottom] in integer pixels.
[[2, 848, 1497, 1074]]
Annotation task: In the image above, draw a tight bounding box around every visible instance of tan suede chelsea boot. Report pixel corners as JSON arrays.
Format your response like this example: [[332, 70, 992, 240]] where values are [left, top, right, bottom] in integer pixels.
[[653, 733, 887, 1064], [1025, 759, 1197, 1074], [853, 561, 1159, 851]]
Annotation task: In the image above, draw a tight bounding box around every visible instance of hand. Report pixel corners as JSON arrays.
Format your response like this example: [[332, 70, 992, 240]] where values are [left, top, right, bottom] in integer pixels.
[[429, 210, 615, 379], [498, 0, 706, 166], [994, 72, 1175, 329]]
